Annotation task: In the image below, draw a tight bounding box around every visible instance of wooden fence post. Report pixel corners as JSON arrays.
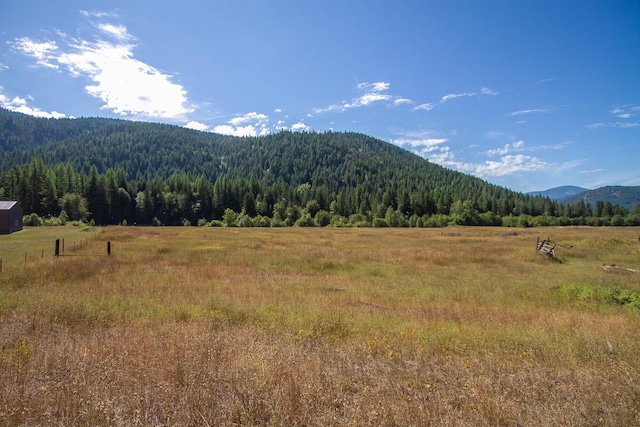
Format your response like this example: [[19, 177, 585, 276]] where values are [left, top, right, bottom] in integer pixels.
[[55, 239, 60, 257], [107, 241, 111, 255]]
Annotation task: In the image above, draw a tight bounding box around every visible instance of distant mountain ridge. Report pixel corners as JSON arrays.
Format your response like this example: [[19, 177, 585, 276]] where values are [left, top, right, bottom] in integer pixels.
[[527, 186, 589, 200], [530, 185, 640, 211]]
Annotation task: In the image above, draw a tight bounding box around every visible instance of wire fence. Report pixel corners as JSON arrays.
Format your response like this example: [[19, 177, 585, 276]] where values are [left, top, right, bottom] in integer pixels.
[[0, 229, 108, 273]]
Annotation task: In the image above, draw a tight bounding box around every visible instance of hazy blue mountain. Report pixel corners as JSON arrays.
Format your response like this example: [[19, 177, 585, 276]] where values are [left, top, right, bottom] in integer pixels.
[[527, 186, 590, 200]]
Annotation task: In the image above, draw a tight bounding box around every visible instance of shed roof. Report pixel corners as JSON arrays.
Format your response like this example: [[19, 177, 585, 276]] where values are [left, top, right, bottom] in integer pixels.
[[0, 201, 19, 210]]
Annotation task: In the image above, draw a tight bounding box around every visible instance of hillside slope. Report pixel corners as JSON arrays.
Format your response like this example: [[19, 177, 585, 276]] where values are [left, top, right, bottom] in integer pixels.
[[0, 107, 525, 209], [561, 186, 640, 212]]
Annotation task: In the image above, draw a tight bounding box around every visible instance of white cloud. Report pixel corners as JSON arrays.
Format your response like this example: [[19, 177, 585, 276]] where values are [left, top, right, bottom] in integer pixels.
[[96, 23, 132, 42], [213, 111, 271, 136], [486, 140, 525, 156], [509, 108, 549, 116], [429, 151, 547, 178], [389, 130, 451, 164], [290, 122, 310, 132], [213, 124, 260, 137], [0, 89, 67, 118], [392, 137, 447, 150], [184, 121, 209, 131], [229, 112, 268, 125], [11, 14, 192, 121], [481, 87, 499, 95], [473, 154, 547, 177], [390, 136, 451, 161]]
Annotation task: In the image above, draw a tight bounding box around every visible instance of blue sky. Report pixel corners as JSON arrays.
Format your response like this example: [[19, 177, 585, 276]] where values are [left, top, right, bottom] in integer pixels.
[[1, 1, 638, 193]]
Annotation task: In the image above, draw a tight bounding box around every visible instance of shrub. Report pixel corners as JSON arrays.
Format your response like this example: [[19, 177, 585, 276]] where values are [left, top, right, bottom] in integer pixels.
[[372, 217, 388, 228], [314, 210, 331, 227], [23, 213, 44, 226], [294, 214, 315, 227]]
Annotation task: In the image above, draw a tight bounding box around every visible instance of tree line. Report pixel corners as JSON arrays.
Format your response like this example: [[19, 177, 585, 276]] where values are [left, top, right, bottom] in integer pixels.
[[2, 157, 638, 228]]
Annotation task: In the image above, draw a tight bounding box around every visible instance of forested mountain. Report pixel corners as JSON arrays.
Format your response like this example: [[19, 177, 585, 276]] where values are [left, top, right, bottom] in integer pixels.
[[1, 107, 638, 227], [561, 186, 640, 212]]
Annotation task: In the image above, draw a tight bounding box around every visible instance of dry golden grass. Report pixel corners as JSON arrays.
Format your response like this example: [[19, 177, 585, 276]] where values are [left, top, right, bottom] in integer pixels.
[[1, 226, 639, 425]]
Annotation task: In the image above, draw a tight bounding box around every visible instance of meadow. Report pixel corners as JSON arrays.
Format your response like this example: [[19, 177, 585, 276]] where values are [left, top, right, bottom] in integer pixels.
[[1, 226, 639, 426]]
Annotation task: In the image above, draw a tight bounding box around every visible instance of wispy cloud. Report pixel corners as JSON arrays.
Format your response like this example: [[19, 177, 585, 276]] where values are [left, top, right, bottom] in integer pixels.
[[509, 108, 549, 116], [578, 168, 605, 174], [11, 38, 60, 69], [11, 12, 192, 121], [537, 78, 556, 84], [586, 105, 640, 129], [413, 103, 434, 111], [439, 87, 498, 104], [586, 121, 640, 129], [80, 10, 119, 19], [440, 91, 476, 103], [314, 81, 394, 113], [393, 98, 413, 107], [315, 83, 498, 117]]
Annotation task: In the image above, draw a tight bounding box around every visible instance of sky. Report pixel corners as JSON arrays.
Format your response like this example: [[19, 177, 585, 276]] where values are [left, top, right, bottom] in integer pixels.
[[1, 1, 639, 193]]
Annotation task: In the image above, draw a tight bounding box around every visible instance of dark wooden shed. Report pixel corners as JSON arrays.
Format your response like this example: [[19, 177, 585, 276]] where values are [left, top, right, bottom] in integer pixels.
[[0, 201, 23, 234]]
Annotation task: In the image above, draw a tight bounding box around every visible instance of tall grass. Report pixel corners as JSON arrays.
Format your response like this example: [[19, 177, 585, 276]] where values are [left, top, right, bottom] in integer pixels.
[[1, 226, 639, 425]]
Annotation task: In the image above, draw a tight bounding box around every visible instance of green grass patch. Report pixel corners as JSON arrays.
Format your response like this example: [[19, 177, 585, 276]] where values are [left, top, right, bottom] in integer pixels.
[[557, 282, 640, 312]]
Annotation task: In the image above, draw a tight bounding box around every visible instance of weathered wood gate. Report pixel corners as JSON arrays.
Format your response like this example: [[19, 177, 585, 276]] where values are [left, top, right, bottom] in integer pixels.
[[536, 237, 573, 259], [536, 237, 556, 258]]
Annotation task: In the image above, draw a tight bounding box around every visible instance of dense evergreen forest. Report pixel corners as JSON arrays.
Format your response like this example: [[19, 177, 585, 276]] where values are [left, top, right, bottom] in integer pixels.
[[1, 108, 638, 227]]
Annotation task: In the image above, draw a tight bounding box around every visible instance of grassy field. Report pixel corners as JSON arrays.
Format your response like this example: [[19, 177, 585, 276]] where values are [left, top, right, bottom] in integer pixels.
[[1, 226, 639, 426]]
